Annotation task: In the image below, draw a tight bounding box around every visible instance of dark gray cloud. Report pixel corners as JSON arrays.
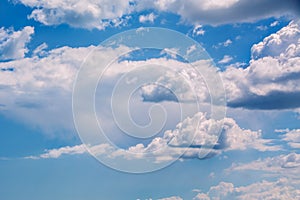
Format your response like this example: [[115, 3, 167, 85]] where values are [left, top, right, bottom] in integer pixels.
[[228, 91, 300, 110]]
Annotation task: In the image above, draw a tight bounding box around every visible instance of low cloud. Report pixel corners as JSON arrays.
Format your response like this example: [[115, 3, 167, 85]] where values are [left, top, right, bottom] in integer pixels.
[[193, 178, 300, 200]]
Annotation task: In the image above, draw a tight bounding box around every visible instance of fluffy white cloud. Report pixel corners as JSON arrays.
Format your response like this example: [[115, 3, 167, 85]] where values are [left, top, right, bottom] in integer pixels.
[[281, 129, 300, 148], [27, 112, 279, 161], [0, 26, 34, 60], [224, 20, 300, 109], [252, 20, 300, 59], [17, 0, 300, 29], [18, 0, 134, 30], [139, 13, 156, 23], [136, 0, 300, 26], [194, 178, 300, 200], [0, 45, 94, 135]]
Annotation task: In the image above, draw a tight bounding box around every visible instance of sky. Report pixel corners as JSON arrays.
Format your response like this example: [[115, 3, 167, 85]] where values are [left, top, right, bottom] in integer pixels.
[[0, 0, 300, 199]]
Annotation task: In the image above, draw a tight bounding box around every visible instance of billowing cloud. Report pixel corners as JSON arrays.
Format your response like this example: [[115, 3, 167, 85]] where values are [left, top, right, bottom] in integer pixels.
[[26, 112, 279, 162], [136, 0, 300, 26], [0, 26, 34, 60], [18, 0, 134, 30], [193, 178, 300, 200], [224, 20, 300, 110], [16, 0, 300, 29]]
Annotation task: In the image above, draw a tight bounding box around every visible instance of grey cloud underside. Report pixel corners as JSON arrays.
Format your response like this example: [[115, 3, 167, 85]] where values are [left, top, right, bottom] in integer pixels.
[[136, 0, 300, 26], [227, 91, 300, 110]]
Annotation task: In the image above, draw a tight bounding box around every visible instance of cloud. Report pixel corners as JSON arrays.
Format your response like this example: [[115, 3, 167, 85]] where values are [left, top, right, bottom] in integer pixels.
[[224, 20, 300, 110], [0, 43, 134, 136], [218, 55, 233, 64], [27, 112, 280, 162], [193, 178, 300, 200], [227, 153, 300, 178], [18, 0, 134, 30], [0, 45, 93, 135], [26, 144, 86, 159], [136, 0, 300, 26], [139, 13, 156, 23], [252, 20, 300, 59], [0, 26, 34, 60], [17, 0, 300, 29], [192, 25, 205, 36], [158, 196, 183, 200], [281, 129, 300, 148]]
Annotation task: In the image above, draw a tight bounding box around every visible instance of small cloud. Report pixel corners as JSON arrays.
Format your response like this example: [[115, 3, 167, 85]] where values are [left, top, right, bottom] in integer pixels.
[[192, 25, 205, 36], [223, 39, 232, 47], [214, 39, 232, 48], [270, 21, 279, 27], [218, 55, 233, 64], [257, 25, 268, 31], [139, 13, 156, 24]]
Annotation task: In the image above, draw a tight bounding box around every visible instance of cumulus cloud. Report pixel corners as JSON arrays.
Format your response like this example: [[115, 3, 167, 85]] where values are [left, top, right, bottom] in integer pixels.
[[137, 21, 300, 110], [18, 0, 134, 30], [252, 20, 300, 59], [0, 43, 134, 136], [0, 26, 34, 60], [193, 178, 300, 200], [27, 112, 279, 162], [0, 45, 94, 135], [16, 0, 300, 29], [224, 20, 300, 110]]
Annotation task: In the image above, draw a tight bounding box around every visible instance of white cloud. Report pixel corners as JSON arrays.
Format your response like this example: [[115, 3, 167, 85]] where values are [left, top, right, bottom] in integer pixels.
[[0, 43, 134, 136], [139, 13, 156, 23], [270, 20, 279, 27], [27, 112, 280, 161], [0, 45, 94, 135], [19, 0, 134, 30], [0, 26, 34, 60], [218, 55, 233, 64], [228, 153, 300, 178], [17, 0, 300, 29], [192, 25, 205, 36], [26, 144, 86, 159], [136, 0, 300, 26], [222, 39, 233, 47], [194, 178, 300, 200], [252, 20, 300, 59], [32, 42, 48, 57], [158, 196, 183, 200], [213, 39, 232, 49], [224, 20, 300, 109], [281, 129, 300, 148]]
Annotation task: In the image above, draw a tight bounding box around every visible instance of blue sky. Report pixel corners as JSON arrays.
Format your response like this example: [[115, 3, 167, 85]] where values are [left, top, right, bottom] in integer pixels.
[[1, 0, 300, 199]]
